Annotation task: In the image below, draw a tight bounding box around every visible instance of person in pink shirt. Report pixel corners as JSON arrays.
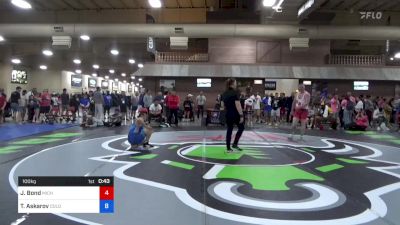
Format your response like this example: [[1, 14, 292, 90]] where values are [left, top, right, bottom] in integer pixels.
[[330, 94, 339, 120], [349, 110, 368, 131], [39, 89, 51, 122]]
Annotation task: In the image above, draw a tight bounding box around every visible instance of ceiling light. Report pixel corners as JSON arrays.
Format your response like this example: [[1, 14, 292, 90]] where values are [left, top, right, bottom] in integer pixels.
[[115, 78, 119, 81], [129, 59, 136, 64], [121, 73, 126, 77], [149, 0, 162, 8], [93, 64, 99, 69], [390, 57, 394, 61], [75, 69, 82, 74], [92, 73, 97, 77], [136, 83, 140, 86], [123, 80, 127, 83], [11, 58, 21, 64], [110, 49, 119, 55], [80, 35, 90, 41], [42, 49, 53, 56], [263, 0, 276, 7], [105, 76, 109, 79], [138, 63, 144, 68], [11, 0, 32, 9], [139, 78, 143, 82], [73, 59, 81, 64], [131, 76, 135, 79], [395, 52, 400, 59], [140, 85, 143, 88], [109, 69, 115, 74], [0, 35, 4, 42], [39, 65, 47, 70]]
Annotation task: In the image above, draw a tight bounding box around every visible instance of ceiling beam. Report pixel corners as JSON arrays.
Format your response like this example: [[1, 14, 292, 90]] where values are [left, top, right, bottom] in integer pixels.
[[335, 0, 359, 10], [321, 0, 344, 10], [298, 0, 329, 21]]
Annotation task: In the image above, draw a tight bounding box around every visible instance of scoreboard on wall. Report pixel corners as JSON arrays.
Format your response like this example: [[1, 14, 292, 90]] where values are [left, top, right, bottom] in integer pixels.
[[18, 176, 114, 213]]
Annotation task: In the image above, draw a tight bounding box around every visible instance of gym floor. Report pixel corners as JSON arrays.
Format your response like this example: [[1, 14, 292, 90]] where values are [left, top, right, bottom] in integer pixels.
[[1, 124, 400, 225]]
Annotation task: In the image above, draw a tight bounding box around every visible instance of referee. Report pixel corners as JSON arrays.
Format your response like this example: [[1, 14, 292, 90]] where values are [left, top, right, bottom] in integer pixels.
[[221, 78, 245, 153]]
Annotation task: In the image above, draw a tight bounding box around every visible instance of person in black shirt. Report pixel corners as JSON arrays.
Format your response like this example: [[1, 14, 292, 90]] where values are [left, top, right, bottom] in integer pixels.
[[10, 86, 22, 122], [221, 78, 245, 152]]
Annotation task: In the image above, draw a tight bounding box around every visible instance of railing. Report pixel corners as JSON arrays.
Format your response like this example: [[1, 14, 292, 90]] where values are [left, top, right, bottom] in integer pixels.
[[155, 52, 209, 63], [328, 54, 385, 66]]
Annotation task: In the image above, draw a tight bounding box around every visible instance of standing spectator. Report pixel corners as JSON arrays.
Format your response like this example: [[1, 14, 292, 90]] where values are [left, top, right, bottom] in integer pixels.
[[196, 91, 207, 119], [279, 93, 286, 123], [253, 92, 262, 123], [271, 93, 280, 127], [29, 92, 41, 123], [51, 93, 60, 116], [143, 90, 153, 110], [20, 90, 28, 122], [330, 94, 339, 124], [183, 95, 194, 121], [166, 90, 180, 126], [154, 91, 164, 105], [355, 96, 364, 113], [26, 88, 37, 122], [39, 89, 51, 122], [119, 91, 129, 121], [103, 91, 112, 119], [286, 92, 294, 123], [10, 86, 22, 123], [93, 87, 104, 126], [0, 88, 6, 124], [131, 92, 139, 120], [342, 92, 355, 129], [80, 93, 90, 115], [364, 95, 374, 126], [60, 89, 70, 115], [69, 94, 79, 122], [215, 94, 222, 110], [111, 91, 119, 113], [262, 93, 272, 125], [164, 91, 171, 119]]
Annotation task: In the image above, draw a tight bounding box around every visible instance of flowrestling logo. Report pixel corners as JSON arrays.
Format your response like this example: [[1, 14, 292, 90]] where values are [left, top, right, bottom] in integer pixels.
[[360, 11, 383, 20]]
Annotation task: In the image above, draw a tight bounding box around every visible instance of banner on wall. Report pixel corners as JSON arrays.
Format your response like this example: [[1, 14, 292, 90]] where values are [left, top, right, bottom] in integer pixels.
[[71, 75, 83, 88], [11, 69, 28, 84], [112, 81, 118, 91], [101, 80, 109, 89], [88, 78, 97, 88], [160, 79, 175, 93], [264, 80, 276, 90], [120, 82, 127, 92]]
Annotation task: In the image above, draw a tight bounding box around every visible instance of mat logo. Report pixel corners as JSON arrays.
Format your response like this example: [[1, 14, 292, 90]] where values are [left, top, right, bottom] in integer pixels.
[[360, 11, 383, 20], [95, 136, 400, 225]]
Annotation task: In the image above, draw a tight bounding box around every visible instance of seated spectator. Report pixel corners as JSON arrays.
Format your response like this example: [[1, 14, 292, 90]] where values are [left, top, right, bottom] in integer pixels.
[[373, 107, 389, 131], [149, 100, 163, 122], [349, 110, 368, 131]]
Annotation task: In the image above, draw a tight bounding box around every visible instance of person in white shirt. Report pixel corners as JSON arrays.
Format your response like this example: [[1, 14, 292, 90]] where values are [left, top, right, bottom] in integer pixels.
[[355, 96, 364, 113], [244, 97, 254, 126], [253, 92, 262, 123], [289, 84, 311, 140], [149, 100, 163, 122], [196, 91, 207, 119]]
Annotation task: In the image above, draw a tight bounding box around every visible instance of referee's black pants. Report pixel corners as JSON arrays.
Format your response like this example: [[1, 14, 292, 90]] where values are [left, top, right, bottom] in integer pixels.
[[226, 116, 245, 150]]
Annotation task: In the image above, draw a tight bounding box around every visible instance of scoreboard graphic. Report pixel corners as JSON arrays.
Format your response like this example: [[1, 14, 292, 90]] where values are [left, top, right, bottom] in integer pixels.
[[18, 177, 114, 213]]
